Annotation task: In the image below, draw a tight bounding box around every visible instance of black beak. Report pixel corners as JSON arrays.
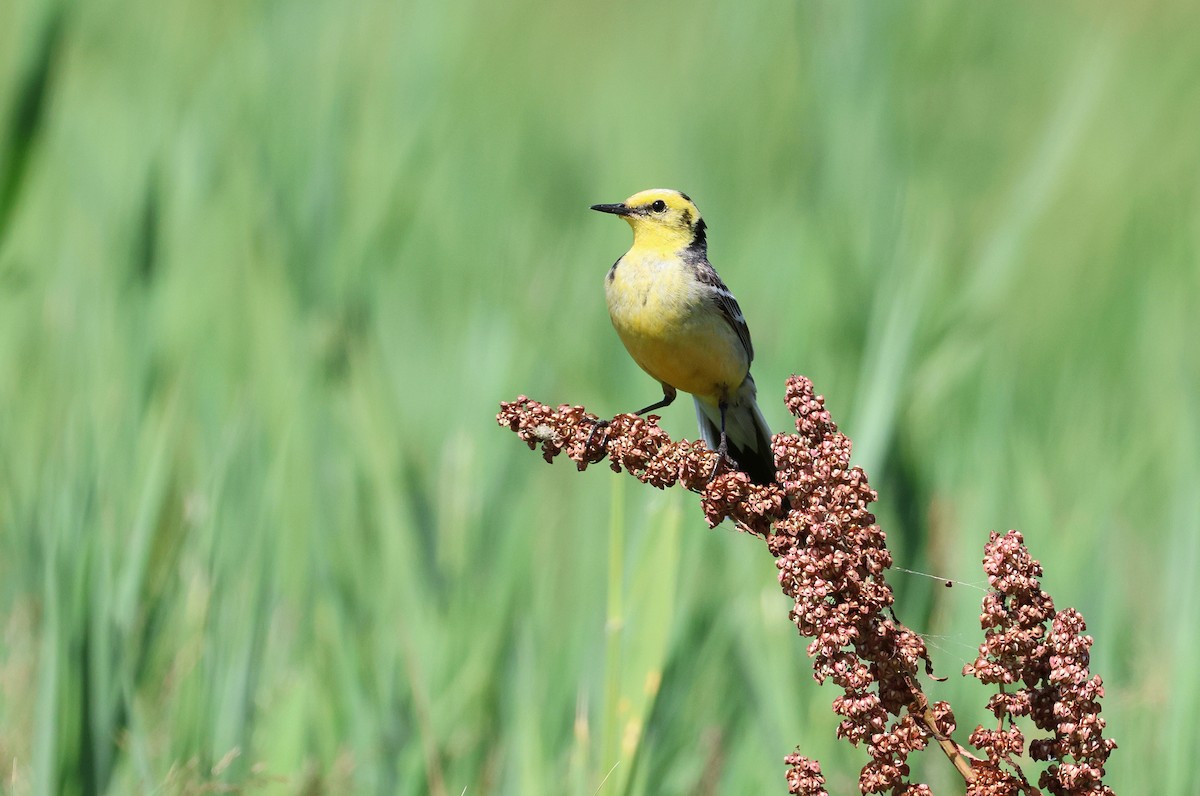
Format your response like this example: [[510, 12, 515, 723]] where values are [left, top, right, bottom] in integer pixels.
[[590, 202, 631, 216]]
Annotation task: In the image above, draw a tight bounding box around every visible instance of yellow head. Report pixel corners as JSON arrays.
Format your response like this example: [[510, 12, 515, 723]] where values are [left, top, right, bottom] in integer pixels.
[[591, 188, 707, 254]]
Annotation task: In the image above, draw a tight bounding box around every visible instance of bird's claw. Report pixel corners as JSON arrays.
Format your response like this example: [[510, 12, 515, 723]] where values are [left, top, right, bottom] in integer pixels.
[[582, 417, 611, 459], [706, 435, 733, 484]]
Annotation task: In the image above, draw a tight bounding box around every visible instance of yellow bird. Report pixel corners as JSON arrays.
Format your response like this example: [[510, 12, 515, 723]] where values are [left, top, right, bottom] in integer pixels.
[[591, 188, 776, 485]]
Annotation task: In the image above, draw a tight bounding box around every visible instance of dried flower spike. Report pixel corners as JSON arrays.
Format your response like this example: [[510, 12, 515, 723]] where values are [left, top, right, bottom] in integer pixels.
[[499, 377, 1116, 795]]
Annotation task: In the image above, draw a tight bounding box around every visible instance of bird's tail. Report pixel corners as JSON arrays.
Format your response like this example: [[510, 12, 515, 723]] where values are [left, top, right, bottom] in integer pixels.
[[694, 374, 776, 486]]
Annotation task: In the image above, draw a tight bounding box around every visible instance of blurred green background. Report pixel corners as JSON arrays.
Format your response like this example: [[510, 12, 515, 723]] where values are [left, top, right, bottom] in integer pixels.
[[1, 0, 1197, 793]]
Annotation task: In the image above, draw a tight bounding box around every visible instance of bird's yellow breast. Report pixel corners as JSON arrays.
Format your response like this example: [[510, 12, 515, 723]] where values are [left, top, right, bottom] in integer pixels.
[[604, 251, 748, 401]]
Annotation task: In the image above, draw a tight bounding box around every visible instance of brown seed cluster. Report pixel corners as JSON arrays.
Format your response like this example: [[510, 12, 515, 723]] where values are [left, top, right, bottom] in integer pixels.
[[783, 753, 828, 796], [498, 378, 1115, 795], [495, 396, 789, 535], [770, 378, 942, 794], [964, 530, 1117, 795]]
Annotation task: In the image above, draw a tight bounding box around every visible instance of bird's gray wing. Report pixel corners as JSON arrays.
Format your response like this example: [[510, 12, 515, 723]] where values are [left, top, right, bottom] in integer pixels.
[[693, 260, 754, 363]]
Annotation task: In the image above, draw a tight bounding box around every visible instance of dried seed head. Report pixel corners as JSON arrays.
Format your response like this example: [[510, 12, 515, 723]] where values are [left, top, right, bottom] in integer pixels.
[[500, 378, 1113, 794]]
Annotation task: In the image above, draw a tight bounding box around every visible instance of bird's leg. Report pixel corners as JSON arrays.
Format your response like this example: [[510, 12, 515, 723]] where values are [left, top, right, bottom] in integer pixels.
[[633, 384, 677, 417], [584, 385, 677, 455], [708, 399, 732, 484]]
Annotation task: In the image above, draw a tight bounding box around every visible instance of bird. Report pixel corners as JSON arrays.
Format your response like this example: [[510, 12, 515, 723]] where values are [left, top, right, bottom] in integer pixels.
[[590, 188, 776, 485]]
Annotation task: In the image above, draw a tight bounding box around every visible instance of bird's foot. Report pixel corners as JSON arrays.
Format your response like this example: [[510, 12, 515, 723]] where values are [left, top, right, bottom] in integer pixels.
[[707, 434, 733, 484], [581, 417, 611, 459]]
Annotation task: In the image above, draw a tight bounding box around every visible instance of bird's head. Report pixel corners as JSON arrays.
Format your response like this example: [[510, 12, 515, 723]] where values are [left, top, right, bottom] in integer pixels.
[[591, 188, 706, 254]]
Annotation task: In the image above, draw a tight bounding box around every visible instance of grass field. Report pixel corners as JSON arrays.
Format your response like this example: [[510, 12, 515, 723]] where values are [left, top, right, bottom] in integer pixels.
[[1, 0, 1198, 793]]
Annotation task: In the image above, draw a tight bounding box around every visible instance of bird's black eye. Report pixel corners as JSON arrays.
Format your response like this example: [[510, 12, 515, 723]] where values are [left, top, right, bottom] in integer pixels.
[[650, 199, 667, 213]]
